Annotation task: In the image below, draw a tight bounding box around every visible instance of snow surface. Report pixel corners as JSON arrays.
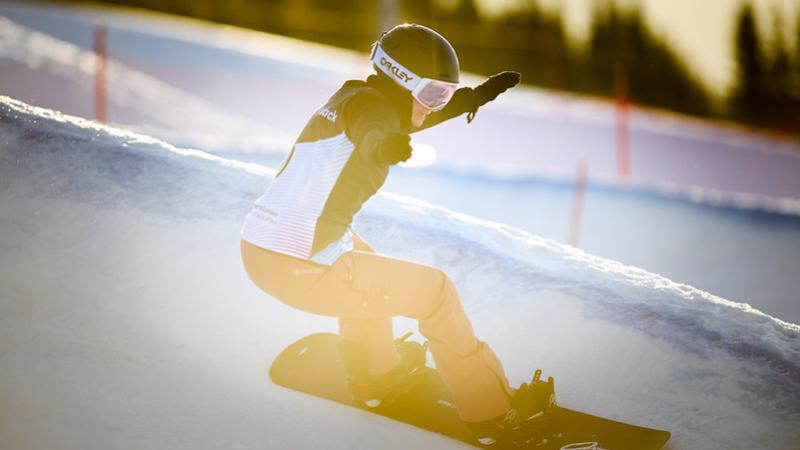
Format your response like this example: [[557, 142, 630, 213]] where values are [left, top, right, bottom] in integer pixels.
[[2, 96, 799, 449], [1, 1, 799, 324]]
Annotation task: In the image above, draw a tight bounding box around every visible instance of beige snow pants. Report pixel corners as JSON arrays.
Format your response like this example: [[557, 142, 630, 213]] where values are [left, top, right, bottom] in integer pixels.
[[241, 238, 513, 422]]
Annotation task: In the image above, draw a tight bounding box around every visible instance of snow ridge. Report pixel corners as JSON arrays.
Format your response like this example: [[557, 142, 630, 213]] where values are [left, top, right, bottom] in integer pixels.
[[2, 96, 799, 448]]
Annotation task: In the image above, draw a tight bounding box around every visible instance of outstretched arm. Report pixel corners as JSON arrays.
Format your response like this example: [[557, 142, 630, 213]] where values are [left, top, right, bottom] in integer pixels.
[[411, 87, 475, 132], [411, 71, 521, 133]]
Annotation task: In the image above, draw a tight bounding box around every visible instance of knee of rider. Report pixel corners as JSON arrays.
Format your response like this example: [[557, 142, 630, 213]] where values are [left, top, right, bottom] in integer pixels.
[[441, 270, 459, 301], [422, 270, 458, 319]]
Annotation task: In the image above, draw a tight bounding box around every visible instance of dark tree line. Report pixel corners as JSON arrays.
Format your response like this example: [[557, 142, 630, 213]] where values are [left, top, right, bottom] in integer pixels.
[[55, 0, 800, 134], [729, 4, 800, 132], [399, 0, 713, 117]]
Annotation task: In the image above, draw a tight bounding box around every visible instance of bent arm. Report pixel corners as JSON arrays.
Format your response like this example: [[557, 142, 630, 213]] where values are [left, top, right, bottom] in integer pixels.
[[343, 92, 400, 164]]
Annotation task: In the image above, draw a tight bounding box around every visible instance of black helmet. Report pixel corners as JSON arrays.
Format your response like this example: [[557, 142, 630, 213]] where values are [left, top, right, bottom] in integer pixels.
[[371, 24, 460, 85]]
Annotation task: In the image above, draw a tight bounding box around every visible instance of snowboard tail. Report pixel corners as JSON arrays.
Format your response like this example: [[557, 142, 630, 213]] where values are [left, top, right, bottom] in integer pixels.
[[269, 333, 671, 449]]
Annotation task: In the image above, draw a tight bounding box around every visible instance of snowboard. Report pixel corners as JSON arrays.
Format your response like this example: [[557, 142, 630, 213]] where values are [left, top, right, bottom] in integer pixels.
[[269, 333, 671, 449]]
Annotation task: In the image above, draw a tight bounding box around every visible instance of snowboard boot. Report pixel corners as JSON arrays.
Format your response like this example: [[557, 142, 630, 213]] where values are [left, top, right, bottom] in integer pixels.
[[465, 369, 556, 447], [339, 332, 428, 408]]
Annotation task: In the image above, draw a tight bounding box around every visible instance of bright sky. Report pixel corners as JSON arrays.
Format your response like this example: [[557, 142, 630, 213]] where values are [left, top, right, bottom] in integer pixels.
[[462, 0, 800, 99]]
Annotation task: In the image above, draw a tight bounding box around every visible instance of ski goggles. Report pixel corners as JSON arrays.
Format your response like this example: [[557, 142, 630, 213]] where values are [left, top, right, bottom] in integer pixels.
[[371, 44, 458, 111]]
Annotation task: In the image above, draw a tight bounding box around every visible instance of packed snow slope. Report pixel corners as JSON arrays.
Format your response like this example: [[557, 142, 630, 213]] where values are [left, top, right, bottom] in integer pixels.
[[1, 97, 799, 450]]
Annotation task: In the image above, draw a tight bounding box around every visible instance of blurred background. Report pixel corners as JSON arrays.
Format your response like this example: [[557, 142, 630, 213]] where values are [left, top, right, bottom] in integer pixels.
[[45, 0, 800, 133], [1, 0, 798, 323]]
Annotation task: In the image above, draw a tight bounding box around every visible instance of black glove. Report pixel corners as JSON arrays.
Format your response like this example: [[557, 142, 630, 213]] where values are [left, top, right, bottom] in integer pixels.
[[463, 71, 521, 123], [474, 71, 521, 106], [378, 132, 412, 166]]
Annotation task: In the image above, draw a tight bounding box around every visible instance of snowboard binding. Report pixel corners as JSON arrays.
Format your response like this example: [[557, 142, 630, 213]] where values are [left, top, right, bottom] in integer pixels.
[[468, 368, 557, 447], [340, 332, 429, 409]]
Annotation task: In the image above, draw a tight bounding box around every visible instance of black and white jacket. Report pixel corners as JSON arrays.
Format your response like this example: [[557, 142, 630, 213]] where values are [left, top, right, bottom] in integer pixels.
[[241, 73, 476, 265]]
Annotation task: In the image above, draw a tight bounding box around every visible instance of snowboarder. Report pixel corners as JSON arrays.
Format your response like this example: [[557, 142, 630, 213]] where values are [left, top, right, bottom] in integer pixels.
[[240, 23, 554, 446]]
